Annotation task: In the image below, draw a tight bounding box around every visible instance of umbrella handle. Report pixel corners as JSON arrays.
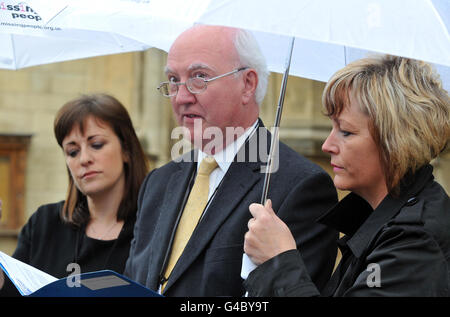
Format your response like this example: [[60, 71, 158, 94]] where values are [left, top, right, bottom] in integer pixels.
[[260, 37, 295, 205]]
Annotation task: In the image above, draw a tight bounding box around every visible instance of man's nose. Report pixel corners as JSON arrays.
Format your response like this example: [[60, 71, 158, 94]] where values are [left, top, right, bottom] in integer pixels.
[[174, 83, 196, 105]]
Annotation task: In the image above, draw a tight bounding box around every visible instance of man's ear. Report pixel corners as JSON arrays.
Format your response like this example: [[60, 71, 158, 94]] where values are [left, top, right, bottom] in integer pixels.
[[242, 69, 258, 105]]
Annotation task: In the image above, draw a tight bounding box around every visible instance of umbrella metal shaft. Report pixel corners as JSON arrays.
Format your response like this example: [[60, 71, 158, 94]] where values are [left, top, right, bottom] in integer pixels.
[[260, 37, 295, 205]]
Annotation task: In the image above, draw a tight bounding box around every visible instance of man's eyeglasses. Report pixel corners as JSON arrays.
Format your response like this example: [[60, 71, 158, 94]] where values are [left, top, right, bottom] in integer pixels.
[[157, 67, 248, 97]]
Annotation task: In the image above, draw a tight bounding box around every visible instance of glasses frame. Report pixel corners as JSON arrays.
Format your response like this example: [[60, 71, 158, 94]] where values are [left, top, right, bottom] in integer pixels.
[[157, 67, 248, 97]]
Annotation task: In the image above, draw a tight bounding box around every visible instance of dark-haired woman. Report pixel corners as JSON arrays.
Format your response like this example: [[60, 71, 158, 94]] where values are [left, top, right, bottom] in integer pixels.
[[1, 94, 149, 295]]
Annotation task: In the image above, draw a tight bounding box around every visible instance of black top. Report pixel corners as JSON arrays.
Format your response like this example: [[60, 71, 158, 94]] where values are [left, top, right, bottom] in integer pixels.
[[1, 201, 135, 296], [245, 164, 450, 296]]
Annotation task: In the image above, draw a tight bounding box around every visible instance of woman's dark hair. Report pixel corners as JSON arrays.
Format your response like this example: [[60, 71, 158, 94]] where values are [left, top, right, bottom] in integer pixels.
[[54, 93, 149, 226]]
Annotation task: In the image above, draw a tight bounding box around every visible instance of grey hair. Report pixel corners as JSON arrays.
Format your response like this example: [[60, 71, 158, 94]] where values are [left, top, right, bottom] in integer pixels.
[[233, 29, 269, 105]]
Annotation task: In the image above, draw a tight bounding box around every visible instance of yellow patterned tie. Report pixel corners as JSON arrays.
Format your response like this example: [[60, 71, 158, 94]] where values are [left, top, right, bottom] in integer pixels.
[[162, 156, 218, 291]]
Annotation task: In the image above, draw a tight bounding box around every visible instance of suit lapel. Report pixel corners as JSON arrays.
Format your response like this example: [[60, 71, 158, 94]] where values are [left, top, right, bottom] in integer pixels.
[[147, 156, 197, 290]]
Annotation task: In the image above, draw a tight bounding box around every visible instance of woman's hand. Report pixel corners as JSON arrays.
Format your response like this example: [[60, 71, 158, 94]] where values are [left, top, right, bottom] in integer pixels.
[[244, 199, 297, 265]]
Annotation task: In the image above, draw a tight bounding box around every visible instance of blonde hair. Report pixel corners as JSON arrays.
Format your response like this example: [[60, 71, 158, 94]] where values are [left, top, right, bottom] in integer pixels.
[[323, 55, 450, 192]]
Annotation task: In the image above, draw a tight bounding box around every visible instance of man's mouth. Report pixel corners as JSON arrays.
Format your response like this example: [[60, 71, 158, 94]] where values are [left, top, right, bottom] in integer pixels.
[[182, 113, 204, 122]]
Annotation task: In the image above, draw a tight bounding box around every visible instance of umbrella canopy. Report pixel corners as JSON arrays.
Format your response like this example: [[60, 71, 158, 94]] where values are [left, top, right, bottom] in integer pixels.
[[44, 0, 450, 89], [0, 0, 150, 69], [0, 31, 151, 70], [40, 0, 209, 53], [198, 0, 450, 81]]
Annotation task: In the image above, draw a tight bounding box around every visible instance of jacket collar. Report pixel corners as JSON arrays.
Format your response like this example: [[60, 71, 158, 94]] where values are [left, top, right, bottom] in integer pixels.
[[318, 164, 434, 258]]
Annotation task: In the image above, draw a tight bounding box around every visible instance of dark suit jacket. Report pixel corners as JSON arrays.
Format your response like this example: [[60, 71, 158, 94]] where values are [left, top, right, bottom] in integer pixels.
[[125, 121, 338, 296]]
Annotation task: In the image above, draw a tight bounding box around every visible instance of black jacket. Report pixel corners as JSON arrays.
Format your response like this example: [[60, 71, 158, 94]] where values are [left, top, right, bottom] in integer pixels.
[[245, 164, 450, 296]]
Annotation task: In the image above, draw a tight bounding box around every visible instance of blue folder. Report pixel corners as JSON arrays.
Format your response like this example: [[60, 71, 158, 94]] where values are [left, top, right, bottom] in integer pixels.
[[28, 270, 162, 297]]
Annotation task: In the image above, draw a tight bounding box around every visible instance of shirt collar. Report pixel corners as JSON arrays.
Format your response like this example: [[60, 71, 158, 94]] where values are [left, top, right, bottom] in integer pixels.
[[198, 120, 259, 173]]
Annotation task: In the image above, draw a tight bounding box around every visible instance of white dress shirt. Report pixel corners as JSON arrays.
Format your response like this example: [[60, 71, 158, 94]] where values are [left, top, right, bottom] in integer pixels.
[[196, 120, 259, 204], [196, 120, 260, 282]]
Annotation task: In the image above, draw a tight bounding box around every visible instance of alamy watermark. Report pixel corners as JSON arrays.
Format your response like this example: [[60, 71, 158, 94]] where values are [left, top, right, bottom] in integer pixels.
[[366, 263, 381, 288], [66, 263, 81, 288]]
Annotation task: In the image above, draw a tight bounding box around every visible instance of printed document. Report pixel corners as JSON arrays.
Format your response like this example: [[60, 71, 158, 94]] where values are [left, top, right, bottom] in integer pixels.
[[0, 251, 57, 295]]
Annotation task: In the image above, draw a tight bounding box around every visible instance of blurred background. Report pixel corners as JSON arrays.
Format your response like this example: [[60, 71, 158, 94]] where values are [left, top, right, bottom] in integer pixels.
[[1, 48, 449, 255]]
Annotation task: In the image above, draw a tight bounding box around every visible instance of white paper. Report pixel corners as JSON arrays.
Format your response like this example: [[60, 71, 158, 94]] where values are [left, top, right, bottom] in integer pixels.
[[0, 251, 57, 296], [240, 253, 257, 279]]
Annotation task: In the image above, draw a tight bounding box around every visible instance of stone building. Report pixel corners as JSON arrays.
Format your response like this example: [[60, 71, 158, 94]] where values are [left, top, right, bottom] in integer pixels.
[[0, 49, 449, 255]]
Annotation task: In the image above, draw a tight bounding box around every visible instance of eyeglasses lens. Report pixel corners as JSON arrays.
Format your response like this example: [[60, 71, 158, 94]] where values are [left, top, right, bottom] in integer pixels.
[[188, 78, 206, 94]]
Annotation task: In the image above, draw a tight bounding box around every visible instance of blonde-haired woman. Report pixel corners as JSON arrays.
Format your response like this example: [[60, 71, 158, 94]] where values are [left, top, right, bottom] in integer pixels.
[[243, 55, 450, 296]]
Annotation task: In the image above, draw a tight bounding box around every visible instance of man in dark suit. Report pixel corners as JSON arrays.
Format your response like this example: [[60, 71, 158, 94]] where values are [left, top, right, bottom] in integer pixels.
[[124, 25, 338, 296]]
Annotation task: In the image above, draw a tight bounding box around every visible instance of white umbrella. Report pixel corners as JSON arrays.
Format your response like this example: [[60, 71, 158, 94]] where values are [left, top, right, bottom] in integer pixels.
[[0, 0, 151, 69], [198, 0, 450, 83], [0, 30, 152, 70], [40, 0, 210, 53], [44, 0, 450, 89]]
